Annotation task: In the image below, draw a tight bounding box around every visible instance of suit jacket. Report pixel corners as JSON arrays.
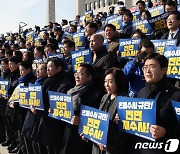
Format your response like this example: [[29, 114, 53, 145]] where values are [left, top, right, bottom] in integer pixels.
[[161, 30, 180, 46]]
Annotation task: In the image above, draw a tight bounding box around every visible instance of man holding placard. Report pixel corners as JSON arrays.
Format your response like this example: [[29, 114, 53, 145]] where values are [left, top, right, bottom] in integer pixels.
[[132, 53, 180, 154], [61, 63, 102, 154]]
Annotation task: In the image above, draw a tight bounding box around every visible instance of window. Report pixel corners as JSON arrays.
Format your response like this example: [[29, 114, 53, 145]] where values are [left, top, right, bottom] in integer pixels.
[[114, 0, 118, 4], [94, 1, 98, 9], [85, 4, 88, 11], [109, 0, 112, 5], [90, 2, 93, 10], [103, 0, 107, 7], [99, 0, 102, 8]]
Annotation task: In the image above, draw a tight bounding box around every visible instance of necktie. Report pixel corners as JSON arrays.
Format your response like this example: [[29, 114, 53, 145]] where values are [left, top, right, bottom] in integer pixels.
[[169, 33, 174, 39]]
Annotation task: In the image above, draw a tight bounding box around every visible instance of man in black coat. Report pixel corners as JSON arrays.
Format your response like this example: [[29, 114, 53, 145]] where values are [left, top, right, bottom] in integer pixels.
[[3, 57, 20, 152], [36, 57, 72, 154], [8, 61, 36, 153], [60, 63, 102, 154], [161, 11, 180, 46], [90, 34, 116, 93], [131, 53, 180, 154]]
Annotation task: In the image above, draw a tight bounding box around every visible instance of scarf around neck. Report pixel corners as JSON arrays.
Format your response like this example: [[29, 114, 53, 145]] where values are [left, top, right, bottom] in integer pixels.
[[67, 81, 92, 112], [145, 76, 168, 99]]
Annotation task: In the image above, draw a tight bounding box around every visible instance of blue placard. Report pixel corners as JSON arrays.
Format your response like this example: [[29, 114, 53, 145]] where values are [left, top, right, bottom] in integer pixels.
[[58, 43, 64, 53], [119, 39, 141, 59], [151, 39, 177, 55], [28, 85, 44, 110], [32, 58, 44, 71], [9, 84, 21, 103], [147, 12, 168, 31], [78, 105, 110, 147], [132, 20, 152, 35], [85, 10, 94, 22], [148, 5, 164, 17], [73, 32, 86, 49], [62, 31, 74, 41], [116, 96, 156, 141], [0, 79, 9, 97], [34, 37, 41, 46], [26, 31, 34, 43], [71, 49, 92, 72], [48, 91, 74, 124], [132, 11, 141, 21], [164, 46, 180, 79], [19, 85, 29, 108], [106, 15, 123, 30], [171, 100, 180, 123], [48, 53, 68, 70], [79, 16, 85, 27]]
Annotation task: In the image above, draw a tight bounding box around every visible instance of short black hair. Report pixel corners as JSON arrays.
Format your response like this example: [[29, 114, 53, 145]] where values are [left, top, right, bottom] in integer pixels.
[[165, 0, 177, 8], [5, 50, 13, 57], [86, 22, 98, 32], [79, 63, 94, 76], [1, 58, 9, 64], [138, 40, 154, 51], [9, 56, 21, 64], [136, 0, 145, 6], [123, 11, 133, 20], [0, 49, 5, 54], [45, 43, 56, 51], [104, 24, 116, 31], [144, 53, 168, 68], [132, 29, 146, 39], [19, 61, 32, 70], [14, 50, 23, 61], [63, 40, 75, 49], [35, 46, 44, 53], [168, 11, 180, 21], [47, 57, 64, 72]]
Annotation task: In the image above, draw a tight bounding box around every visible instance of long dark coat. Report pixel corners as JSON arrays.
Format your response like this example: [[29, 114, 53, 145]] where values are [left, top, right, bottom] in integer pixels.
[[35, 72, 72, 146]]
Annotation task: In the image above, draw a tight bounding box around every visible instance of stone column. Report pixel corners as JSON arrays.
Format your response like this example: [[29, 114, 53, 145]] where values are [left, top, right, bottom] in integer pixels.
[[47, 0, 55, 24], [75, 0, 85, 17]]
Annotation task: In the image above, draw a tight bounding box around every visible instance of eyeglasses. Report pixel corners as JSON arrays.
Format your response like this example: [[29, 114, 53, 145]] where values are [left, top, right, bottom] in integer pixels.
[[142, 64, 156, 72], [74, 72, 85, 77]]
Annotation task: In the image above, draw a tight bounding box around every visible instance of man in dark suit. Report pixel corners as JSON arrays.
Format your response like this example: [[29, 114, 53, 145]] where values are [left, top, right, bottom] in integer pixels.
[[161, 11, 180, 46]]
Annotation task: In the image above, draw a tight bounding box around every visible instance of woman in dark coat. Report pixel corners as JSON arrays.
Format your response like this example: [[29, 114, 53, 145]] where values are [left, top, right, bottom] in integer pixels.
[[92, 67, 132, 154]]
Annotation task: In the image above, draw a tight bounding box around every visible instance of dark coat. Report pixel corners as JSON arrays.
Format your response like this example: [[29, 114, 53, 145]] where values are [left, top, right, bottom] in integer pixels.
[[92, 94, 132, 154], [5, 69, 20, 117], [0, 69, 11, 114], [161, 30, 180, 46], [12, 73, 36, 130], [21, 77, 47, 139], [131, 78, 180, 154], [92, 46, 116, 93], [35, 72, 72, 146], [60, 82, 102, 154]]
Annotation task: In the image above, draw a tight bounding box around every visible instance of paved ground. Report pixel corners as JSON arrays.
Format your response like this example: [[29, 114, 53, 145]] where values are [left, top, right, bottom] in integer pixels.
[[0, 145, 8, 154]]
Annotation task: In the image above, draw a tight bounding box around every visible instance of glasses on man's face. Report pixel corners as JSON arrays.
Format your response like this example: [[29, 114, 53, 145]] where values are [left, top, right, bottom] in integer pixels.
[[142, 64, 156, 72], [74, 72, 84, 77]]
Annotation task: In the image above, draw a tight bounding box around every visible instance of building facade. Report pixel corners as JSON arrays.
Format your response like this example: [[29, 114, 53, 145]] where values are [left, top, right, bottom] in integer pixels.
[[75, 0, 137, 16]]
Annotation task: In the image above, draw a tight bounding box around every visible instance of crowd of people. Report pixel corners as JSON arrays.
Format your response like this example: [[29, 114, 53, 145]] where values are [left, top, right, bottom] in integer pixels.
[[0, 0, 180, 154]]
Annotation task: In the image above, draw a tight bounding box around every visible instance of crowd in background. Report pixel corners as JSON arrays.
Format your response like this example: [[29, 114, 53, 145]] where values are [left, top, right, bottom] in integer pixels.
[[0, 0, 180, 154]]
